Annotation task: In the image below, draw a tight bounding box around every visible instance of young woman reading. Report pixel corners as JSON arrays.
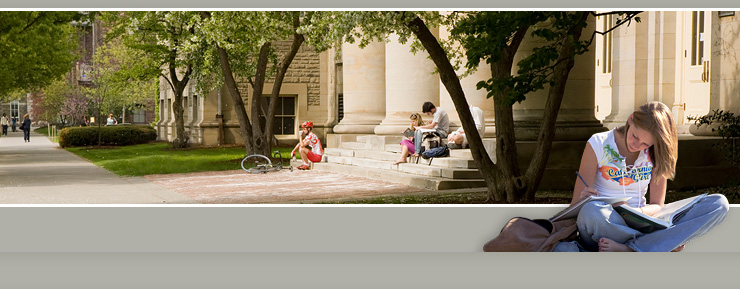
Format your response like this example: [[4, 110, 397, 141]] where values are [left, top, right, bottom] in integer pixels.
[[554, 102, 729, 252]]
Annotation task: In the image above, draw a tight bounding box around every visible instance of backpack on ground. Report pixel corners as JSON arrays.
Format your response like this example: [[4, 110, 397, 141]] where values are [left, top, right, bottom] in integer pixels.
[[420, 132, 441, 153], [421, 145, 449, 159], [483, 217, 578, 252]]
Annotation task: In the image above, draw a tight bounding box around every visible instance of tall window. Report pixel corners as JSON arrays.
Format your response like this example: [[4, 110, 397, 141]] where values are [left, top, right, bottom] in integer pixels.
[[192, 95, 199, 121], [601, 14, 614, 74], [691, 11, 705, 66], [336, 63, 344, 121], [10, 101, 19, 119], [259, 95, 296, 135]]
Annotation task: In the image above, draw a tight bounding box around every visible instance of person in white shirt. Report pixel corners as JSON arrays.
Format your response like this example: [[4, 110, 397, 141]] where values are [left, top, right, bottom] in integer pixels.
[[106, 113, 118, 126], [447, 105, 485, 149], [413, 102, 449, 155], [553, 102, 729, 252], [1, 113, 9, 136]]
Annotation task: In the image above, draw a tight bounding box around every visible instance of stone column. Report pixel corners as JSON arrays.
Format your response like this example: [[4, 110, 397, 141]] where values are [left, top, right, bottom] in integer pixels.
[[513, 14, 607, 140], [332, 41, 386, 134], [437, 23, 495, 137], [374, 32, 441, 135], [603, 13, 651, 130]]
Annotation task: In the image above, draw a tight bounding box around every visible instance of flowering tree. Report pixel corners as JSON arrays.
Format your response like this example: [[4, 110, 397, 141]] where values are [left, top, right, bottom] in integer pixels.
[[34, 77, 78, 125], [60, 91, 90, 126]]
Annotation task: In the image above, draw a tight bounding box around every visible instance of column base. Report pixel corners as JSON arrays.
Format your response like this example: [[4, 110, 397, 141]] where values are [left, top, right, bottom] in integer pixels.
[[514, 120, 608, 141]]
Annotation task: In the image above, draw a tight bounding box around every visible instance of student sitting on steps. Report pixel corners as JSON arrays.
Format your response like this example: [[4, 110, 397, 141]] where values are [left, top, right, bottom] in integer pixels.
[[393, 113, 424, 165]]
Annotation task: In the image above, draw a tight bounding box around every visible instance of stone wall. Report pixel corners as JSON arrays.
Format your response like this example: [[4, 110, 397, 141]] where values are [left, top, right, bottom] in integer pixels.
[[269, 39, 322, 107]]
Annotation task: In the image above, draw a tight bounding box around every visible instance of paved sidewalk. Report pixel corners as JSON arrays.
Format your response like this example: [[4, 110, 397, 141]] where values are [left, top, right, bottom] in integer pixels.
[[0, 129, 198, 204]]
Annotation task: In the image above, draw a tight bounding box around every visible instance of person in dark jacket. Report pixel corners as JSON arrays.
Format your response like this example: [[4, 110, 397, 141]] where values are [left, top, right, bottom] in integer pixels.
[[20, 113, 31, 142]]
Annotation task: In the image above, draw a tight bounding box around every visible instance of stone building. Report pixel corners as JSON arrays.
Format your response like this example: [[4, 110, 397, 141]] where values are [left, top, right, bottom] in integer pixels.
[[156, 39, 340, 146], [157, 11, 740, 190]]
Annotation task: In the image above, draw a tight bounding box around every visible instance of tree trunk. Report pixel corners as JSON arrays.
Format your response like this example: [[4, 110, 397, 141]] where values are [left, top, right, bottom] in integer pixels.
[[217, 45, 255, 154], [488, 26, 529, 203], [265, 15, 304, 155], [250, 43, 271, 156], [171, 82, 187, 148], [522, 11, 590, 202]]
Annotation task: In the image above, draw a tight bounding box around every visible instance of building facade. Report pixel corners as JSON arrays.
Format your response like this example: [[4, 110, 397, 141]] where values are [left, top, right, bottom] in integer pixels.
[[157, 11, 740, 148]]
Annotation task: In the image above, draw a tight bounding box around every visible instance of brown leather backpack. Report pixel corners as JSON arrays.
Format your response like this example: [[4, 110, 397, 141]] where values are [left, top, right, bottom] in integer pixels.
[[483, 217, 578, 252]]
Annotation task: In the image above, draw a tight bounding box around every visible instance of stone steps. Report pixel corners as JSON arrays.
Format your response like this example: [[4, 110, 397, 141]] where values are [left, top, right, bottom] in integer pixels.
[[316, 134, 488, 191], [312, 162, 487, 191]]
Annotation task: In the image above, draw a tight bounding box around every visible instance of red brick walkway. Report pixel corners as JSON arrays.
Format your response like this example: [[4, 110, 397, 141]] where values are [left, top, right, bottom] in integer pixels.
[[144, 169, 428, 204]]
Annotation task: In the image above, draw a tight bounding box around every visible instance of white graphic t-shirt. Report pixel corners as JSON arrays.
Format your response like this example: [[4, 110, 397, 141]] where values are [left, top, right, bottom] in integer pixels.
[[588, 129, 653, 208], [303, 132, 324, 156]]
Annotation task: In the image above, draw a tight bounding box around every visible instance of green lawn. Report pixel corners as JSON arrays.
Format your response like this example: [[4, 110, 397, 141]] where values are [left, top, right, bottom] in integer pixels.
[[66, 142, 295, 176]]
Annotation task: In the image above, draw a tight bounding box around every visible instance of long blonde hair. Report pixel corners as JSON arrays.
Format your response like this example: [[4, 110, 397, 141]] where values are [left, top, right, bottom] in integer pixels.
[[410, 113, 424, 129], [617, 101, 678, 180]]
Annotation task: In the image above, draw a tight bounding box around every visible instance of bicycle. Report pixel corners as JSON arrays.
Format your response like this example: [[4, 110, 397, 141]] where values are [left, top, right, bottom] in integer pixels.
[[241, 150, 294, 174]]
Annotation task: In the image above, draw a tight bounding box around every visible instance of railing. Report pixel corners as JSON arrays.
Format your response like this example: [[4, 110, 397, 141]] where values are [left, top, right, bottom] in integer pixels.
[[48, 125, 58, 143]]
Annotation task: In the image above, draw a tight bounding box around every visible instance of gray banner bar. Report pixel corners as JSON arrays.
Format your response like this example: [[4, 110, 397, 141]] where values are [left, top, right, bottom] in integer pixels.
[[1, 206, 736, 252], [2, 252, 739, 288]]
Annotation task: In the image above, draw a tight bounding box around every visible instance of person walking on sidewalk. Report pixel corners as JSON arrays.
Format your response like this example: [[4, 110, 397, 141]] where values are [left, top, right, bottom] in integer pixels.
[[1, 113, 8, 136], [20, 113, 32, 142], [11, 116, 17, 132]]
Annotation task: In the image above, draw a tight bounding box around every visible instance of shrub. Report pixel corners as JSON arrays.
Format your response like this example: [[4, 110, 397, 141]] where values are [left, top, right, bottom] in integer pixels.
[[59, 125, 157, 148], [689, 109, 740, 168]]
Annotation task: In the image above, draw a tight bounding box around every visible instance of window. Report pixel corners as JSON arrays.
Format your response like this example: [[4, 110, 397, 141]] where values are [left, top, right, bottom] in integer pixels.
[[336, 63, 344, 121], [192, 95, 198, 121], [601, 14, 614, 74], [691, 11, 705, 66], [133, 104, 146, 123], [259, 95, 296, 135], [10, 101, 19, 119]]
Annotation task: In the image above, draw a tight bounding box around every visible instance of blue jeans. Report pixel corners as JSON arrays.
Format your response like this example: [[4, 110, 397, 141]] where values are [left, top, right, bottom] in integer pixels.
[[553, 194, 729, 252], [414, 130, 446, 153], [23, 129, 30, 141]]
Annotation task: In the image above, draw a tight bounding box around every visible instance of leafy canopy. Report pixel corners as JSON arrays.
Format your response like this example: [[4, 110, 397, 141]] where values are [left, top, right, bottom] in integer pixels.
[[0, 11, 83, 97]]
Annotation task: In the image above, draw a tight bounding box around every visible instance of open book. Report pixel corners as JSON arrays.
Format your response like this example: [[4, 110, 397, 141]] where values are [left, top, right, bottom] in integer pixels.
[[614, 194, 707, 234], [550, 196, 630, 222], [414, 127, 436, 133], [403, 128, 414, 138]]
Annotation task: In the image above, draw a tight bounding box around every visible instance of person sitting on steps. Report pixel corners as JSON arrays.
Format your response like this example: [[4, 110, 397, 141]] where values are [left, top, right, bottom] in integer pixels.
[[447, 105, 485, 149], [412, 102, 450, 157], [292, 121, 324, 170], [393, 113, 424, 165]]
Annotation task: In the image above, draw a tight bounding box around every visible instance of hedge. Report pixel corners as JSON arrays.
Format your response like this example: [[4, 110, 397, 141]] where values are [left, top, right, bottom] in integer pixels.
[[58, 125, 157, 148]]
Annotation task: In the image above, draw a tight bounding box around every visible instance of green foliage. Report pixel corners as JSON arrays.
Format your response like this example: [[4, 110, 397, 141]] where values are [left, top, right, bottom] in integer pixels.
[[100, 11, 208, 87], [689, 109, 740, 167], [194, 11, 296, 94], [83, 36, 158, 118], [58, 125, 156, 148], [452, 12, 597, 105], [0, 11, 83, 97]]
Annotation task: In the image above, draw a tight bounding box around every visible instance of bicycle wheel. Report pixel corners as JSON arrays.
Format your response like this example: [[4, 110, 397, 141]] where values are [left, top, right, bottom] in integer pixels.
[[241, 154, 273, 174]]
